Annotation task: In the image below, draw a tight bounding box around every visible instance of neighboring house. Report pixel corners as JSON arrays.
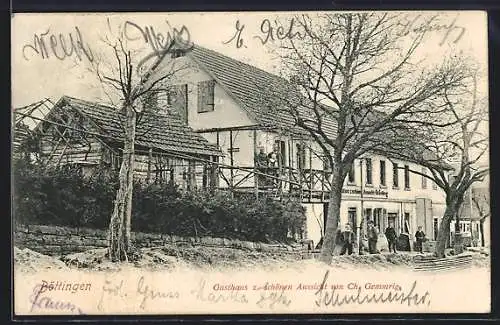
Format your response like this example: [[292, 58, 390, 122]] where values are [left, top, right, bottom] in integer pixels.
[[19, 96, 222, 190], [455, 177, 490, 247], [13, 98, 54, 159], [143, 43, 450, 248]]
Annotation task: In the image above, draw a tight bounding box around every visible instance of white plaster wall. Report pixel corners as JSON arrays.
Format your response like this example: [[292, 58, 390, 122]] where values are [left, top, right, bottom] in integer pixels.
[[149, 55, 254, 130], [343, 153, 447, 204]]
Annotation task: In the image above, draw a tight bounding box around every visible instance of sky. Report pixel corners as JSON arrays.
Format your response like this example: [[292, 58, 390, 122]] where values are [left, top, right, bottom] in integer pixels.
[[12, 11, 488, 107], [11, 11, 490, 166]]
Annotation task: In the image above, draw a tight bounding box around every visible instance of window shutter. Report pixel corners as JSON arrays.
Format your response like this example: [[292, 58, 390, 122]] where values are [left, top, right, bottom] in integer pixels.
[[197, 81, 206, 112], [197, 80, 215, 113], [178, 84, 188, 123]]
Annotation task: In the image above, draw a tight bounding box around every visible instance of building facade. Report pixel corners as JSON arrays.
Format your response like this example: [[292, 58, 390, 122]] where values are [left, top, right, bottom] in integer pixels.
[[146, 44, 448, 248], [16, 96, 222, 190]]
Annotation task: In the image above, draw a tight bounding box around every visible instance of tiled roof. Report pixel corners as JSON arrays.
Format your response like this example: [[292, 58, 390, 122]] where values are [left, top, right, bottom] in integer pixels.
[[180, 45, 446, 167], [189, 45, 337, 137], [57, 96, 222, 157]]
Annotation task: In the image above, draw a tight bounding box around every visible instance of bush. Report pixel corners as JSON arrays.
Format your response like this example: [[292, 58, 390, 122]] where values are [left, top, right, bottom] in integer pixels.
[[13, 159, 306, 243], [12, 159, 117, 229]]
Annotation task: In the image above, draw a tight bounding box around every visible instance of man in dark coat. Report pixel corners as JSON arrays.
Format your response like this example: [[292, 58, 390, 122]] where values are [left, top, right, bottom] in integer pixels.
[[255, 148, 268, 167], [367, 221, 379, 254], [385, 222, 398, 253], [415, 226, 426, 253], [340, 224, 355, 255]]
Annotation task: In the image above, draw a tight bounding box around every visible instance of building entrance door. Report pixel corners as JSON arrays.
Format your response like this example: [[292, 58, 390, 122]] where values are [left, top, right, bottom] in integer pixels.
[[388, 213, 398, 233], [348, 207, 357, 234]]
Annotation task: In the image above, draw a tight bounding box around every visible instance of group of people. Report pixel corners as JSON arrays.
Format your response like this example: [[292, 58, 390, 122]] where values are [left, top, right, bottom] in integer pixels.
[[338, 221, 427, 255], [255, 148, 279, 168]]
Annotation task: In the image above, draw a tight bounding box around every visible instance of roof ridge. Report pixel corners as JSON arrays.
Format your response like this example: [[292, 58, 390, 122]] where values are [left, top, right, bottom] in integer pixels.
[[64, 95, 189, 120], [192, 44, 286, 83]]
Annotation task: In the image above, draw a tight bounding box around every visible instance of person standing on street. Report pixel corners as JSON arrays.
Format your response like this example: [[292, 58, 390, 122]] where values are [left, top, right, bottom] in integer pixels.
[[340, 224, 355, 255], [415, 226, 426, 253], [367, 221, 379, 254], [385, 222, 398, 253]]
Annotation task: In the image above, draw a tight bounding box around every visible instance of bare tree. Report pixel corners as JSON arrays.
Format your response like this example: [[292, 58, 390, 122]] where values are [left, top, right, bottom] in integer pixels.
[[259, 12, 468, 263], [385, 64, 489, 258], [87, 19, 193, 261], [472, 188, 490, 247]]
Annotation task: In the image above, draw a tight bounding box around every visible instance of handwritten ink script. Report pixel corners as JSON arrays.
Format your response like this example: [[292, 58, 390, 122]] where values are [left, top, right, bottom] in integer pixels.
[[224, 14, 465, 49], [397, 14, 466, 46], [191, 278, 249, 304], [223, 18, 306, 49], [222, 20, 246, 48], [97, 276, 180, 311], [191, 278, 293, 310], [97, 278, 126, 311], [137, 276, 180, 309], [22, 27, 94, 62], [124, 20, 193, 70], [314, 271, 431, 307], [30, 284, 85, 314], [256, 289, 292, 310]]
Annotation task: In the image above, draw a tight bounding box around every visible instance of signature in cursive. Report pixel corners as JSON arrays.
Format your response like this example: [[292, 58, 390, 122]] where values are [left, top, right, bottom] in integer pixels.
[[256, 289, 292, 310], [136, 276, 180, 310], [254, 18, 306, 46], [314, 270, 431, 307], [22, 26, 94, 62], [222, 20, 247, 48], [124, 20, 193, 71], [30, 284, 85, 314], [396, 14, 466, 46], [97, 278, 127, 311], [191, 278, 249, 304], [223, 17, 306, 49]]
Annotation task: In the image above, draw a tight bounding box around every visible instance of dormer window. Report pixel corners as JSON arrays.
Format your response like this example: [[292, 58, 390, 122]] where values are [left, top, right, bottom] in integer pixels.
[[171, 49, 185, 59]]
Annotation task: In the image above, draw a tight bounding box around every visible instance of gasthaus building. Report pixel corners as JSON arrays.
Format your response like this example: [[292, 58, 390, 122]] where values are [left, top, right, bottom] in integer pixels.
[[143, 41, 448, 249]]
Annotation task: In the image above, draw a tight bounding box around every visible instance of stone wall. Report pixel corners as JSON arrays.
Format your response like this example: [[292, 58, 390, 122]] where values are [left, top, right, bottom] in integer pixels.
[[14, 224, 303, 256]]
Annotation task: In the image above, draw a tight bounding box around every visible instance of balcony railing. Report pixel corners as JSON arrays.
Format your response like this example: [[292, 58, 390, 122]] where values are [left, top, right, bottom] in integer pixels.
[[216, 165, 333, 201]]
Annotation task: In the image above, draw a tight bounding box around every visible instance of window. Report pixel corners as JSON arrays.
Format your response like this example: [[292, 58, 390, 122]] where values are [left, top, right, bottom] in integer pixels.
[[169, 84, 188, 123], [421, 167, 427, 189], [274, 140, 287, 167], [197, 80, 215, 113], [365, 158, 372, 185], [380, 160, 386, 186], [404, 165, 410, 189], [348, 207, 357, 234], [348, 162, 355, 184], [365, 208, 373, 223], [296, 143, 306, 169], [392, 163, 399, 188]]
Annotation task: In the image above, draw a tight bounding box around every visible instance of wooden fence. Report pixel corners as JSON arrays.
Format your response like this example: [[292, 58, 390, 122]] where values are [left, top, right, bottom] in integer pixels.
[[413, 254, 473, 272]]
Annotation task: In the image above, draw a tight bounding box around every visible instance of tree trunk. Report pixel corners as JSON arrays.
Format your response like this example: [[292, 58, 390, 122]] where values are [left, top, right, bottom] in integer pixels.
[[479, 219, 485, 247], [108, 106, 137, 262], [319, 167, 343, 264], [435, 203, 458, 258]]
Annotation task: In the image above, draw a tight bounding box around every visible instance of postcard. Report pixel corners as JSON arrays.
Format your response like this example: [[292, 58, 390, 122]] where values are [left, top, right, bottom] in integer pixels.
[[11, 11, 490, 315]]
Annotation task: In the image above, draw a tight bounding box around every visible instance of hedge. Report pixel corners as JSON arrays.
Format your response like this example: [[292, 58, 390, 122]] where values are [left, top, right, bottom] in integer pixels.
[[12, 158, 306, 243]]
